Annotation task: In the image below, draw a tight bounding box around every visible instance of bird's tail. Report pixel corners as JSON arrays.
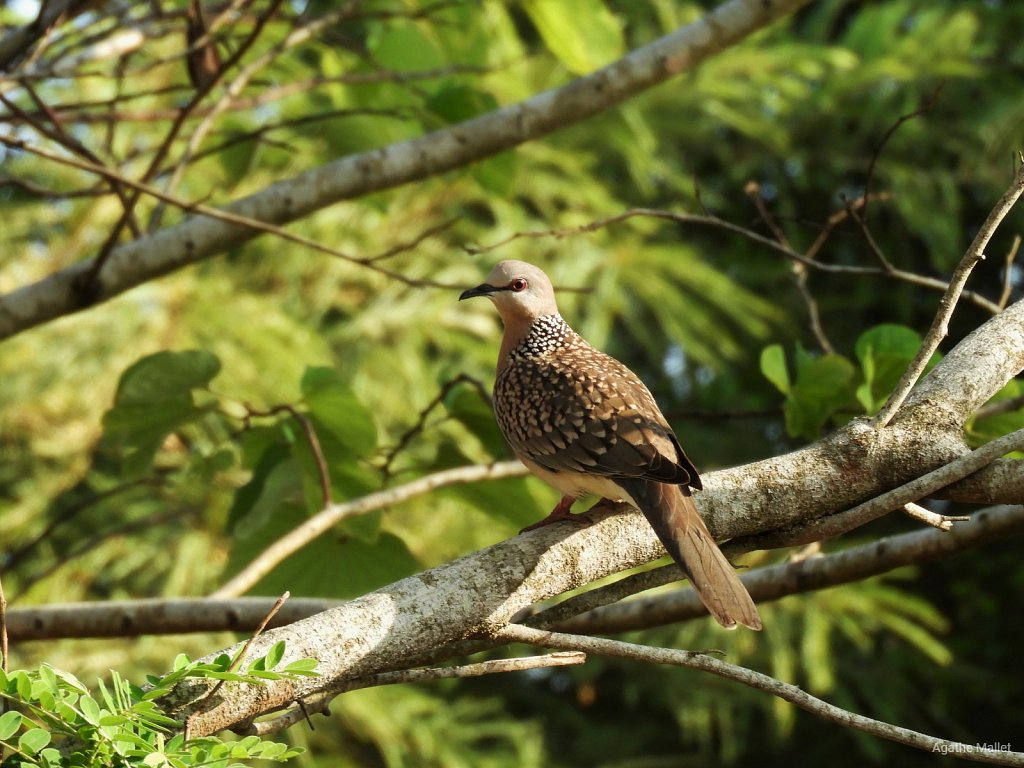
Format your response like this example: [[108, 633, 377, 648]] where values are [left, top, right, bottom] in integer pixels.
[[619, 478, 762, 631]]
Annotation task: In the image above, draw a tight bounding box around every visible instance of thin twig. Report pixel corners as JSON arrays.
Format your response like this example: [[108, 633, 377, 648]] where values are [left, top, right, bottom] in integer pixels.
[[246, 404, 332, 507], [872, 162, 1024, 427], [860, 84, 944, 221], [208, 592, 291, 699], [496, 624, 1024, 767], [380, 373, 492, 477], [211, 461, 528, 598], [998, 234, 1021, 310], [1, 84, 142, 235], [463, 207, 1003, 313], [745, 180, 833, 351], [975, 393, 1024, 422], [901, 502, 969, 532], [0, 573, 8, 674], [80, 0, 289, 297]]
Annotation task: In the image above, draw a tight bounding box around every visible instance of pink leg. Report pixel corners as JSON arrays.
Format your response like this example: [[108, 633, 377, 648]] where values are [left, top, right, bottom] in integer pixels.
[[520, 495, 582, 533]]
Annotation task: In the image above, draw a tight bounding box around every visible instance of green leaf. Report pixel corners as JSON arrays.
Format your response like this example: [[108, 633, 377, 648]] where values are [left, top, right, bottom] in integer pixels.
[[854, 324, 923, 413], [79, 695, 101, 725], [760, 344, 791, 394], [114, 350, 221, 406], [523, 0, 624, 74], [265, 641, 286, 670], [227, 443, 297, 531], [0, 710, 23, 740], [301, 367, 377, 457], [282, 658, 319, 675], [425, 85, 498, 124], [369, 22, 445, 72], [101, 350, 221, 476], [19, 727, 51, 755], [784, 354, 857, 439]]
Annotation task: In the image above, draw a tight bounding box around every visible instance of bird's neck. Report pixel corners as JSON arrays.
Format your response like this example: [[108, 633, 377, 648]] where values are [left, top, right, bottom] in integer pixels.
[[497, 313, 569, 372]]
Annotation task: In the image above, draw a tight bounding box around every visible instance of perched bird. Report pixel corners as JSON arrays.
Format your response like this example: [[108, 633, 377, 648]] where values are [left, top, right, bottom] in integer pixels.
[[460, 260, 761, 630]]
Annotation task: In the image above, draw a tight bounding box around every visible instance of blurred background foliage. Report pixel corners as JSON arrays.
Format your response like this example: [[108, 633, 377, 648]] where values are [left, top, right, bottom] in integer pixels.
[[1, 0, 1023, 765]]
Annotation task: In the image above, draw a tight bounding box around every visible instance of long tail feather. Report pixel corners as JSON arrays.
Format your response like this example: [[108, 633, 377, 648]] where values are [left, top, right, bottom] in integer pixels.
[[620, 478, 762, 631]]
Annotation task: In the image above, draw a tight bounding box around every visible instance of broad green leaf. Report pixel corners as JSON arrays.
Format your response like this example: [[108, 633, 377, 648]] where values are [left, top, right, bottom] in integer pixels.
[[0, 710, 23, 740], [101, 350, 221, 476], [854, 324, 923, 413], [760, 344, 791, 394], [785, 354, 857, 439], [523, 0, 624, 74], [19, 728, 51, 755], [369, 22, 445, 72], [114, 350, 221, 406], [301, 367, 377, 457], [227, 443, 297, 531]]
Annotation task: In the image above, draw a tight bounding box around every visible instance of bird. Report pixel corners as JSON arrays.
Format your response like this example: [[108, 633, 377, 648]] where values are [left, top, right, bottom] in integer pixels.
[[459, 260, 762, 631]]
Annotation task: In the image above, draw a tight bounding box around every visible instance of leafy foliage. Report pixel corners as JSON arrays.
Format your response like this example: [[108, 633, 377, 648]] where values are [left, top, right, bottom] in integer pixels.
[[0, 644, 315, 767]]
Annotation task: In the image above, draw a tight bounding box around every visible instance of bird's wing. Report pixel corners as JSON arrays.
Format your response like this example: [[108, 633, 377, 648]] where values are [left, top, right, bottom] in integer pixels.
[[503, 350, 701, 489]]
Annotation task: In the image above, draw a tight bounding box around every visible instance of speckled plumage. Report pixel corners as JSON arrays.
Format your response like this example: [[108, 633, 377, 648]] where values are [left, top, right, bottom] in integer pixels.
[[460, 260, 761, 631], [494, 313, 700, 488]]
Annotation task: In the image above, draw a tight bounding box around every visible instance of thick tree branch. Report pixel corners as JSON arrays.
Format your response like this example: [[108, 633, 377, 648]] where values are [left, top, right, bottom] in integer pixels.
[[548, 505, 1024, 634], [8, 506, 1024, 642], [0, 0, 813, 341]]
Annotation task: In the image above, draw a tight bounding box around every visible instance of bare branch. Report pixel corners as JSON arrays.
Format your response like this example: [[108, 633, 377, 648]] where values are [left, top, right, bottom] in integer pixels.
[[239, 652, 587, 737], [901, 501, 968, 531], [495, 624, 1024, 767], [211, 461, 527, 598], [0, 135, 465, 288], [860, 84, 944, 222], [873, 163, 1024, 427], [244, 404, 332, 507], [464, 206, 1003, 312]]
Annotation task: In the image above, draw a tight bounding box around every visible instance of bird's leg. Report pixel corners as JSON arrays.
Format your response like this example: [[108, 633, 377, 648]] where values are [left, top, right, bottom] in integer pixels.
[[520, 495, 584, 532]]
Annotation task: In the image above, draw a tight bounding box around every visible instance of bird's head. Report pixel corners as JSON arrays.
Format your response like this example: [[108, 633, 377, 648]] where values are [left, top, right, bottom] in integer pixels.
[[459, 260, 559, 323]]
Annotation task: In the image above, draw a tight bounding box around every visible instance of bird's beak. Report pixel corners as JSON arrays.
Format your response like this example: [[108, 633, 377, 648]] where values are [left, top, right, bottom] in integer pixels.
[[459, 283, 498, 301]]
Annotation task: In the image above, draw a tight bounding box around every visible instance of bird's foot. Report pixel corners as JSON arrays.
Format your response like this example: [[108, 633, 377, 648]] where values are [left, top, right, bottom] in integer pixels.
[[520, 495, 586, 533], [588, 497, 624, 513]]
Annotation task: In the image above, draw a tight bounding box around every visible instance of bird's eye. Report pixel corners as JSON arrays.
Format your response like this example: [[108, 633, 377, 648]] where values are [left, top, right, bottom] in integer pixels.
[[510, 278, 528, 292]]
